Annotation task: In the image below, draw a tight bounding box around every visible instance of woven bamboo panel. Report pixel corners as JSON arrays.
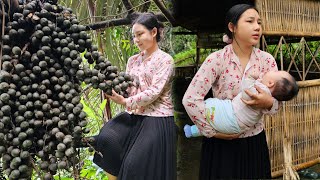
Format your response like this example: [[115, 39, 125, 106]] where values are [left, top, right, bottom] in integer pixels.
[[265, 85, 320, 175], [256, 0, 320, 36]]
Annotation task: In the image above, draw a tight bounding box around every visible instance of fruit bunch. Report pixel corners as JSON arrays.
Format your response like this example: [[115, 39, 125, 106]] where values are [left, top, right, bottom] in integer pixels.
[[0, 0, 133, 179]]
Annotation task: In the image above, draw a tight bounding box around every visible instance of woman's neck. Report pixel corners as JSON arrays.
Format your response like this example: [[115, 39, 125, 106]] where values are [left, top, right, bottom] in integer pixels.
[[231, 41, 253, 60], [143, 43, 159, 58]]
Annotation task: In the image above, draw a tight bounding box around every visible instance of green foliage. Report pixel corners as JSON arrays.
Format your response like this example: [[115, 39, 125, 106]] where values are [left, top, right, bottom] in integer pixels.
[[173, 46, 215, 67], [49, 151, 109, 180], [169, 27, 219, 67], [81, 97, 106, 132], [169, 27, 197, 66], [103, 27, 139, 72], [174, 48, 196, 66], [53, 175, 73, 180], [80, 158, 108, 180], [170, 27, 196, 54]]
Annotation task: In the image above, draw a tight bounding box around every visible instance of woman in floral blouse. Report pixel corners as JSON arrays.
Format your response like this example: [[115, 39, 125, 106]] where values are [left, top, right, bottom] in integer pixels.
[[93, 13, 176, 180], [183, 4, 278, 179]]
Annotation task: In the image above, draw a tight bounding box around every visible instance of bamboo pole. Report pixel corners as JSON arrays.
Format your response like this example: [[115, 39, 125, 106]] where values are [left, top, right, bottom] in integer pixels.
[[272, 158, 320, 178], [282, 37, 303, 80], [272, 36, 283, 58], [282, 103, 300, 180], [297, 79, 320, 87], [280, 37, 283, 70], [263, 31, 320, 37], [302, 38, 305, 81], [304, 43, 320, 77]]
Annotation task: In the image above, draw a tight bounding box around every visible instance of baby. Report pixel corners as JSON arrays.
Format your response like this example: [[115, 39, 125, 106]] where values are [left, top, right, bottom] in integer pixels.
[[184, 71, 299, 137]]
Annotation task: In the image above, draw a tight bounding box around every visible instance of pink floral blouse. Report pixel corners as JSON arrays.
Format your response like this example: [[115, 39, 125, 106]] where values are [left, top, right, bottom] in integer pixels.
[[182, 44, 279, 138], [125, 48, 174, 117]]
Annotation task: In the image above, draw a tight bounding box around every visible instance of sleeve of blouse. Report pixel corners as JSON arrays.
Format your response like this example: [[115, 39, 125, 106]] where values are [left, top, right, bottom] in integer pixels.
[[261, 52, 280, 114], [182, 53, 220, 138], [125, 56, 174, 110]]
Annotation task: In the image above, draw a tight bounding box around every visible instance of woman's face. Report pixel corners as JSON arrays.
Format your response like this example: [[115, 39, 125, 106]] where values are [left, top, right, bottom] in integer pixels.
[[232, 9, 262, 46], [132, 23, 157, 51]]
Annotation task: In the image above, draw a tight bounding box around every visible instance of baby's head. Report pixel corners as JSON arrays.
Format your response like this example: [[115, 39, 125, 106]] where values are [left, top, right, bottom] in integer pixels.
[[261, 71, 299, 101]]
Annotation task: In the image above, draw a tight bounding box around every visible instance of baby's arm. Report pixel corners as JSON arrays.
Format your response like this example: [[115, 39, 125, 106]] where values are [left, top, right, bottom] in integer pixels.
[[261, 100, 281, 115], [241, 77, 258, 101]]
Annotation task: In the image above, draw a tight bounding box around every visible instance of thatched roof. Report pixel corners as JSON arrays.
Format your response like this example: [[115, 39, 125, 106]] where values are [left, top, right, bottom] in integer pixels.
[[169, 0, 320, 37], [171, 0, 254, 33], [86, 0, 320, 41]]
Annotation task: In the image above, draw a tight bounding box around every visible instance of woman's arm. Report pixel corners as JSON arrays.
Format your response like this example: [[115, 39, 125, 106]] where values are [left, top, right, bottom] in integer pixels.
[[182, 54, 220, 138], [241, 84, 275, 109]]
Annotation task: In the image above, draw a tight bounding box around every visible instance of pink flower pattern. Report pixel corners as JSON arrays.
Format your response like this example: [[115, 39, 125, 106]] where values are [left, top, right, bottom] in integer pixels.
[[125, 49, 174, 117], [182, 44, 278, 138]]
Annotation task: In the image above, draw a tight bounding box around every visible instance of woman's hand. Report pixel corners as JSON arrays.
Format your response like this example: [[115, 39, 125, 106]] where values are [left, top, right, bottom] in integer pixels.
[[241, 84, 274, 109], [105, 90, 126, 106], [214, 132, 241, 140]]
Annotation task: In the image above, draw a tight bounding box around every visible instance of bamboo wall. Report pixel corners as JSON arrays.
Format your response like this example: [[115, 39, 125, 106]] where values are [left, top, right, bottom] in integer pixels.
[[265, 85, 320, 177], [255, 0, 320, 177], [256, 0, 320, 37], [261, 36, 320, 178]]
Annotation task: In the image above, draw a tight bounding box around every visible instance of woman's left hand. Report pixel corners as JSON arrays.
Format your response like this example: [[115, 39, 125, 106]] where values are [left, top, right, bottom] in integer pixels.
[[105, 90, 126, 106], [241, 84, 274, 109]]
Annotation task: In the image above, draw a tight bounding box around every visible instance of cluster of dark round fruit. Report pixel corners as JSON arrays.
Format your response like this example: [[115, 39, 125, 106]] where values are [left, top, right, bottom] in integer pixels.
[[0, 0, 133, 179]]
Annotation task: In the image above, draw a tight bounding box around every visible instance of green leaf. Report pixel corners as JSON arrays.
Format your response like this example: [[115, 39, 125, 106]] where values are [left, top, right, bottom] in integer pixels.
[[99, 99, 107, 112], [81, 98, 99, 120], [54, 176, 73, 180]]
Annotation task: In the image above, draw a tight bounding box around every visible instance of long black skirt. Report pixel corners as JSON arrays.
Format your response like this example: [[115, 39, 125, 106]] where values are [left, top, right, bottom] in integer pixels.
[[93, 112, 177, 180], [199, 130, 271, 179]]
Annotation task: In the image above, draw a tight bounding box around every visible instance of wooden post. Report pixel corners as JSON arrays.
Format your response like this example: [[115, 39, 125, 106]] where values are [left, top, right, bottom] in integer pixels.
[[196, 34, 200, 69], [280, 37, 284, 70], [302, 38, 305, 81], [172, 67, 202, 180], [261, 35, 266, 51], [282, 104, 300, 180]]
